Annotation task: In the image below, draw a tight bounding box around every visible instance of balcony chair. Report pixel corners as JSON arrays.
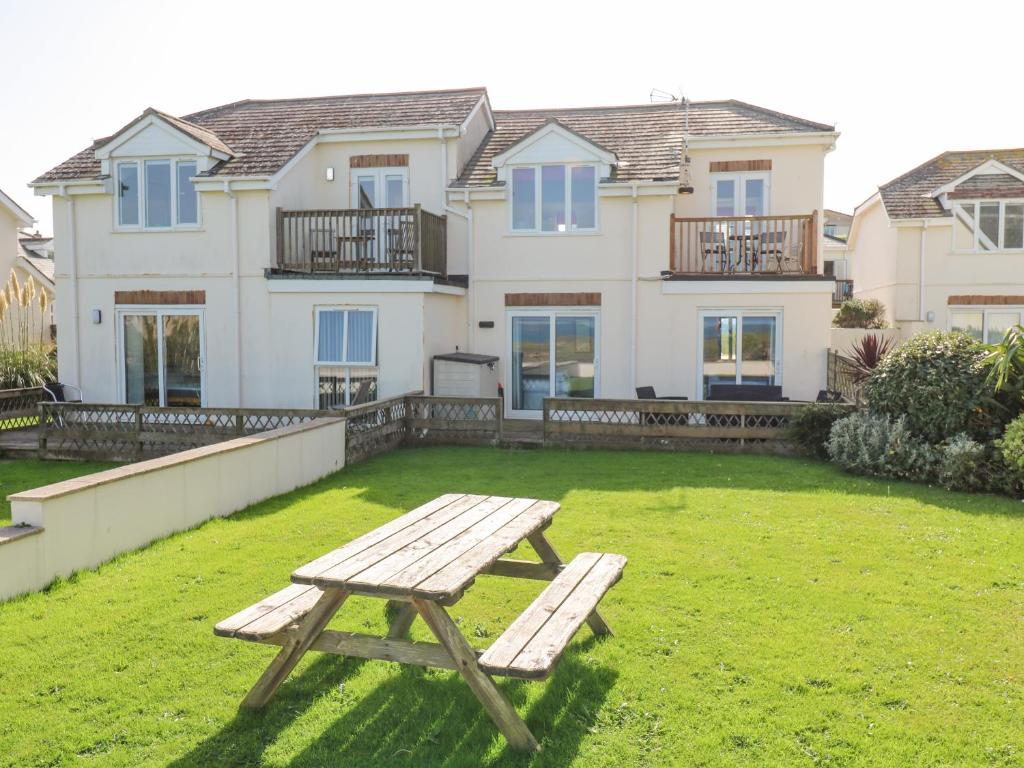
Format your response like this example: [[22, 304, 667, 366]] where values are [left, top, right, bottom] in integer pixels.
[[42, 382, 83, 429], [757, 231, 788, 273], [386, 220, 416, 272], [698, 231, 730, 273]]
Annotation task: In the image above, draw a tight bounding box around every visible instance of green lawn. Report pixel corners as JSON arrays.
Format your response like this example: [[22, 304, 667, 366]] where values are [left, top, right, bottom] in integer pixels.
[[0, 458, 119, 525], [1, 447, 1022, 767]]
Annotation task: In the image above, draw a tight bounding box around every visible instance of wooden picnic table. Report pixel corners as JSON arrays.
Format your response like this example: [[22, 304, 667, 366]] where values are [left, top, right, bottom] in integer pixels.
[[215, 493, 627, 752]]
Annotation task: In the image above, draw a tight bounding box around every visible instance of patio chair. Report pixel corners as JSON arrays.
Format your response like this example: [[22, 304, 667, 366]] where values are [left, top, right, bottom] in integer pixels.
[[758, 230, 788, 273], [816, 389, 844, 403], [636, 386, 687, 426], [42, 382, 82, 403], [698, 231, 729, 273]]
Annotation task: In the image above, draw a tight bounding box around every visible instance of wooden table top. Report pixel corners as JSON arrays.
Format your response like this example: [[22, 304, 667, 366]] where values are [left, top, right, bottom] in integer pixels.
[[292, 494, 559, 601]]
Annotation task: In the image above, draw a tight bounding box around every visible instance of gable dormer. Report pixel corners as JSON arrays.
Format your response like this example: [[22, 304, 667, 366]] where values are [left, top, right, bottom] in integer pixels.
[[94, 109, 234, 230], [937, 159, 1024, 252], [492, 120, 616, 234]]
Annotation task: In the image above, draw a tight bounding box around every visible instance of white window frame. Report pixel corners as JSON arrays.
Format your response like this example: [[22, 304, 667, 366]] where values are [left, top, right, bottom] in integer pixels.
[[114, 157, 202, 231], [710, 172, 771, 217], [951, 199, 1024, 252], [313, 306, 379, 366], [349, 167, 408, 208], [696, 308, 783, 400], [507, 163, 599, 234], [949, 306, 1024, 342], [115, 306, 206, 407], [505, 308, 601, 418]]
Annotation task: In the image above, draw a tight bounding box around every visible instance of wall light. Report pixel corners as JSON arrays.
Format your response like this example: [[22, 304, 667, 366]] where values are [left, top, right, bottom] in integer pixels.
[[325, 167, 335, 182], [91, 309, 102, 324]]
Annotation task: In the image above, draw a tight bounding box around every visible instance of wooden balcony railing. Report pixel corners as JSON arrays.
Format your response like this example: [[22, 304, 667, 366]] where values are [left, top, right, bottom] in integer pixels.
[[669, 212, 818, 275], [275, 205, 447, 277]]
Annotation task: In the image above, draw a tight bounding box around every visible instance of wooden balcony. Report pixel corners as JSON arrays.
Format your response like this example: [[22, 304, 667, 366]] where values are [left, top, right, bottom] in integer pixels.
[[668, 212, 818, 276], [275, 205, 447, 277]]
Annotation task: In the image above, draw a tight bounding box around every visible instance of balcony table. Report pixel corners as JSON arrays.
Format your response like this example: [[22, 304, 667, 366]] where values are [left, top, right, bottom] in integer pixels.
[[215, 493, 627, 752]]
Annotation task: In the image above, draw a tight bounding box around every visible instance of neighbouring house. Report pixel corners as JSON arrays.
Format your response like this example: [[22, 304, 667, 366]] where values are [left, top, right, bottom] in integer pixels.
[[30, 87, 838, 413], [848, 149, 1024, 341], [0, 187, 55, 326], [822, 209, 852, 306]]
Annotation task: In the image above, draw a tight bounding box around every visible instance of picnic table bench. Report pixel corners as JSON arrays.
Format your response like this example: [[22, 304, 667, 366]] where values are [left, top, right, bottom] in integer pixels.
[[215, 493, 627, 752]]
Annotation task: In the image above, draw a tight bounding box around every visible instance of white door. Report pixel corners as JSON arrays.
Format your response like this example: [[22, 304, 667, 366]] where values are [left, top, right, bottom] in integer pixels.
[[712, 173, 769, 217], [351, 168, 407, 209], [118, 308, 205, 407], [507, 311, 599, 418]]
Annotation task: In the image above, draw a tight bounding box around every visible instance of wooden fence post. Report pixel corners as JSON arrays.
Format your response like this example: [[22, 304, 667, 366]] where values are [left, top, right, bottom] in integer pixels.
[[134, 407, 144, 461]]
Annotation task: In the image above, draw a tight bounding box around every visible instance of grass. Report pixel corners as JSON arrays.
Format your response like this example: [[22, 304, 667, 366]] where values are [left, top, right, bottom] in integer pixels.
[[0, 458, 119, 525], [1, 447, 1022, 767]]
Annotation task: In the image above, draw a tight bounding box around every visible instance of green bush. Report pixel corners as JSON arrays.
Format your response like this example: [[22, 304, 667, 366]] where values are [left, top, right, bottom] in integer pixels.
[[827, 411, 938, 480], [935, 434, 1012, 494], [863, 331, 999, 443], [832, 298, 887, 329], [0, 344, 55, 388], [998, 415, 1024, 482], [786, 403, 851, 459]]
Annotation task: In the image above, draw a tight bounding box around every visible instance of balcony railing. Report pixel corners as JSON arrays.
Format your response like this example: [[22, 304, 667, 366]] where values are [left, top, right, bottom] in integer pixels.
[[832, 278, 854, 307], [669, 212, 818, 276], [275, 205, 446, 277]]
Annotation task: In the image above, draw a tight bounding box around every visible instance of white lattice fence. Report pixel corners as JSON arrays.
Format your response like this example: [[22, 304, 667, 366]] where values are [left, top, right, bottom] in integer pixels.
[[406, 396, 502, 445]]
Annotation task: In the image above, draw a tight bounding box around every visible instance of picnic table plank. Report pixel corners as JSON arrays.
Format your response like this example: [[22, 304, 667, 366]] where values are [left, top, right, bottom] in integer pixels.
[[214, 582, 319, 639], [294, 494, 486, 585], [412, 500, 560, 600], [508, 553, 626, 677], [341, 496, 514, 592], [373, 497, 540, 596], [478, 552, 602, 669], [290, 493, 469, 583]]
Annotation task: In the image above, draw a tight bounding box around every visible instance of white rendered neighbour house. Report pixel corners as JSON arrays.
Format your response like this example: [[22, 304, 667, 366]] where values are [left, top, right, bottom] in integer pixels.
[[848, 149, 1024, 341], [31, 88, 839, 413], [0, 187, 54, 327]]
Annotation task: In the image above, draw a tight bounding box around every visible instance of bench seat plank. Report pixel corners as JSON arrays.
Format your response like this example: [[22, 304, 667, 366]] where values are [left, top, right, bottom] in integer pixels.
[[479, 552, 626, 680], [214, 583, 323, 640]]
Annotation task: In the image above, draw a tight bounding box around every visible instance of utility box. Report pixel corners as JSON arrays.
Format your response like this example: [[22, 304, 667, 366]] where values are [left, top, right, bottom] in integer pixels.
[[432, 352, 499, 397]]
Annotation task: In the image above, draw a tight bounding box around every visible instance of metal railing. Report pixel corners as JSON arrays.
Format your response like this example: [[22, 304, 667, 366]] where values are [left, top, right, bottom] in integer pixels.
[[275, 205, 447, 276], [832, 278, 854, 307], [669, 212, 818, 275]]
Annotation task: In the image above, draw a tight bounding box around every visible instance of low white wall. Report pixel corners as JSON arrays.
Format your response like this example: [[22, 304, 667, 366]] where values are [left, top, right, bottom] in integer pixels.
[[829, 327, 902, 356], [0, 417, 346, 601]]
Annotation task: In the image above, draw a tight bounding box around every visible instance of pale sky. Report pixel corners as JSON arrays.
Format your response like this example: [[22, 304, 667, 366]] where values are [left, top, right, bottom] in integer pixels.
[[3, 0, 1022, 235]]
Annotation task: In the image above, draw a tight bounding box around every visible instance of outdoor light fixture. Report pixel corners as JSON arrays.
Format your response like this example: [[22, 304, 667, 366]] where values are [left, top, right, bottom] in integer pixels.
[[926, 310, 935, 322], [91, 309, 102, 324], [325, 167, 335, 182]]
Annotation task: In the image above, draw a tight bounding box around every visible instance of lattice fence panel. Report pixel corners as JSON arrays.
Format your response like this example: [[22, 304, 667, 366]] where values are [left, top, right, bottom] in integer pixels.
[[0, 387, 45, 431]]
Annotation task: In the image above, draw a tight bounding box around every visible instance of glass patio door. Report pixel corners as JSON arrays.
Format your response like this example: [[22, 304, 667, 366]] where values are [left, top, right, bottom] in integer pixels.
[[699, 311, 780, 398], [120, 310, 204, 407], [509, 312, 597, 417]]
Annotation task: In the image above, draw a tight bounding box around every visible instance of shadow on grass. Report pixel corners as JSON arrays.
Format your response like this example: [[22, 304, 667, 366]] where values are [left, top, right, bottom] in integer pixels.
[[168, 640, 615, 768]]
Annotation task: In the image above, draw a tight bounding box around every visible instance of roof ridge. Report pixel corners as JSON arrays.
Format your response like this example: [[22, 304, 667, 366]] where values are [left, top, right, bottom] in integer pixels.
[[714, 99, 834, 132]]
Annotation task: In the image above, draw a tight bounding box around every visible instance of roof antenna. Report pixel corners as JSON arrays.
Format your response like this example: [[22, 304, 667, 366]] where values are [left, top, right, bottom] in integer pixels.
[[649, 88, 678, 104], [679, 88, 694, 194]]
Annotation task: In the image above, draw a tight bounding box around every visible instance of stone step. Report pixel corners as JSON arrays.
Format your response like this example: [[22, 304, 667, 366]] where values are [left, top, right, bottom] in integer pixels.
[[0, 524, 44, 546]]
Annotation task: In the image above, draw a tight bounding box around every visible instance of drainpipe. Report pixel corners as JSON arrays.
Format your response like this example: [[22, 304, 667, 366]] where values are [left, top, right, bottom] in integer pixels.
[[63, 186, 82, 387], [918, 220, 928, 324], [225, 181, 242, 406], [630, 181, 639, 392]]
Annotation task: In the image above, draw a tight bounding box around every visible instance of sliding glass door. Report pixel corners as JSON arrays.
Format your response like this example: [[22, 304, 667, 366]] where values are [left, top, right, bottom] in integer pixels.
[[119, 309, 204, 407], [699, 310, 781, 398], [509, 311, 598, 417]]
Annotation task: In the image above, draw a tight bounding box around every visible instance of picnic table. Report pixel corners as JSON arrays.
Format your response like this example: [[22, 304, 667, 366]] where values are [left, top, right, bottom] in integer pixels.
[[215, 493, 627, 752]]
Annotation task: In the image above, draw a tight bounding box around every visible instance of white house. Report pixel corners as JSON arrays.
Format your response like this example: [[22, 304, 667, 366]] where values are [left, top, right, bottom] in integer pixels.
[[848, 148, 1024, 340], [31, 87, 839, 414]]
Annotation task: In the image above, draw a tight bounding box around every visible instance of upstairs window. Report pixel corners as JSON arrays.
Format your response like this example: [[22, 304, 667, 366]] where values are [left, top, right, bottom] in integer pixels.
[[117, 159, 199, 229], [510, 164, 597, 233], [953, 201, 1024, 251]]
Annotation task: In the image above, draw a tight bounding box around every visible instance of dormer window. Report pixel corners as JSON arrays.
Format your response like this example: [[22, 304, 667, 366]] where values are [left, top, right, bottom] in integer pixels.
[[510, 164, 597, 233], [953, 201, 1024, 251], [117, 159, 199, 229]]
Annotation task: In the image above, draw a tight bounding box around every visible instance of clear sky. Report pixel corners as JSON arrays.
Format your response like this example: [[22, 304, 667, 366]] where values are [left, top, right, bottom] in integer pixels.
[[2, 0, 1022, 235]]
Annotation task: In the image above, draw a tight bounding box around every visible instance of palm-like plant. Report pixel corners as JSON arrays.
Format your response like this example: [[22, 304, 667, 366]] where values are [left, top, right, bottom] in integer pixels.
[[848, 333, 894, 384], [983, 324, 1024, 399]]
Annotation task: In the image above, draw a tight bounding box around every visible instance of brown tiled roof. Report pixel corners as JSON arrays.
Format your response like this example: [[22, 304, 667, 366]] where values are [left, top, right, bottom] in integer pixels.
[[33, 87, 488, 183], [946, 173, 1024, 200], [878, 149, 1024, 219], [453, 100, 834, 187]]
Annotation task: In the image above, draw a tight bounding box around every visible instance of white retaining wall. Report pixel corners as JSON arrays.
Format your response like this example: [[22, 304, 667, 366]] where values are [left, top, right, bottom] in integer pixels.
[[0, 416, 346, 601]]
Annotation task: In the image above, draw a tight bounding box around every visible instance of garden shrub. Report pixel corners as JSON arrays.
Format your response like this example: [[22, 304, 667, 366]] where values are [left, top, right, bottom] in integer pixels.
[[936, 434, 1003, 493], [832, 298, 887, 329], [827, 411, 938, 480], [998, 415, 1024, 483], [0, 345, 55, 388], [863, 331, 999, 443], [786, 403, 850, 459]]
